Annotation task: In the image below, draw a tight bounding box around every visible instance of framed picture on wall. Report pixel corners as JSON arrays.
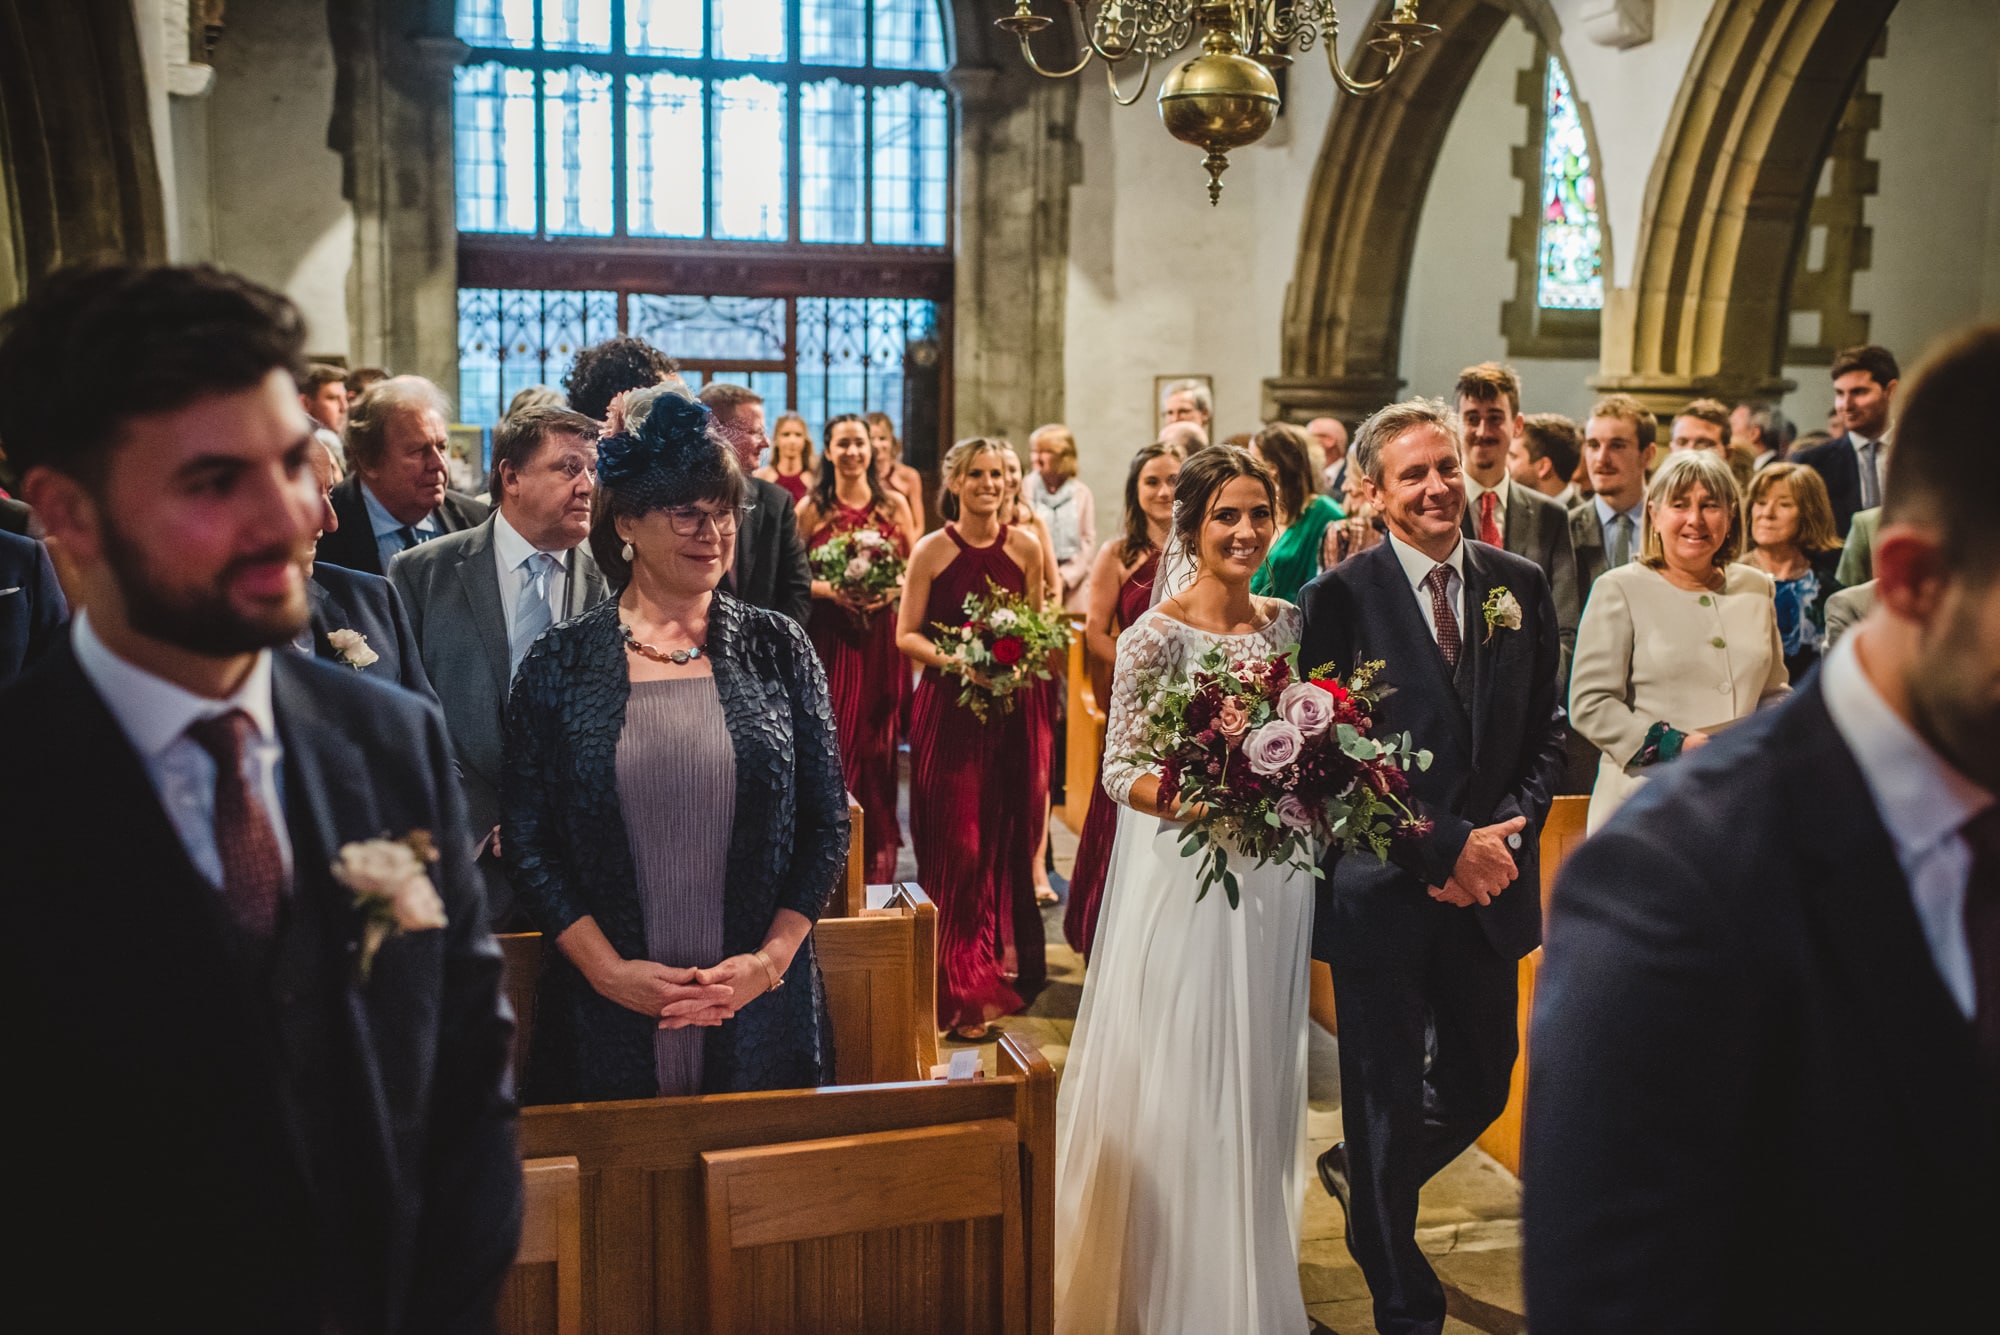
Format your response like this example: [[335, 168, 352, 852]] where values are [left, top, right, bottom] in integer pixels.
[[1154, 374, 1214, 431]]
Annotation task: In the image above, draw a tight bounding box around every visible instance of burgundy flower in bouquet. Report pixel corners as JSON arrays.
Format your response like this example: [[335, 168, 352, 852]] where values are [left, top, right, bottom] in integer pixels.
[[1127, 647, 1433, 906]]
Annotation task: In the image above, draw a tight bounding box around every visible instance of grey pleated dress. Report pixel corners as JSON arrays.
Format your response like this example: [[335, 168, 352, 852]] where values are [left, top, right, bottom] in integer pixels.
[[614, 676, 735, 1096]]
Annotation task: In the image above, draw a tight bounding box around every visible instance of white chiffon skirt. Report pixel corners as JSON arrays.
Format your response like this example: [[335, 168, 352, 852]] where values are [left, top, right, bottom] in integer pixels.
[[1052, 804, 1313, 1334]]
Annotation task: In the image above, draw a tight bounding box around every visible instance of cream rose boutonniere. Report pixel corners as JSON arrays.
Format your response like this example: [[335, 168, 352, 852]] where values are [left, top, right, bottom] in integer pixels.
[[326, 628, 380, 670], [1482, 587, 1523, 643], [332, 831, 447, 978]]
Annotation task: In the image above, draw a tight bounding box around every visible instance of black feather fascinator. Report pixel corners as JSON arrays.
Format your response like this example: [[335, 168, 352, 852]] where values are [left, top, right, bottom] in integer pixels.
[[596, 390, 738, 512]]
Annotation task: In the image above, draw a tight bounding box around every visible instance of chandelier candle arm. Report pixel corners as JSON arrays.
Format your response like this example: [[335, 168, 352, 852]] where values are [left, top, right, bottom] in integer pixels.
[[996, 0, 1437, 200]]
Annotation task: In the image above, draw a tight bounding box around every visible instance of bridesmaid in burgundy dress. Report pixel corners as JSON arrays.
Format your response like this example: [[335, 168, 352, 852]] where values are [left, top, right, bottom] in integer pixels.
[[1064, 440, 1183, 959], [897, 438, 1050, 1039], [755, 411, 816, 505], [798, 414, 920, 883]]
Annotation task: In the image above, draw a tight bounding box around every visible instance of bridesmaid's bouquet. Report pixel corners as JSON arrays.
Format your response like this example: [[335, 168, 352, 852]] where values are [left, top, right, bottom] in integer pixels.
[[811, 525, 906, 619], [941, 579, 1070, 722], [1128, 648, 1433, 907]]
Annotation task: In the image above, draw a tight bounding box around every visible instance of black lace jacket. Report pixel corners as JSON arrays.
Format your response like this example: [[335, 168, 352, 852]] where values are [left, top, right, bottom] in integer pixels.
[[501, 593, 849, 1102]]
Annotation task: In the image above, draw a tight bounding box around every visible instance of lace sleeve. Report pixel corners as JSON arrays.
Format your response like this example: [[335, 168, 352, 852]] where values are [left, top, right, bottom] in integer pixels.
[[1100, 615, 1184, 807]]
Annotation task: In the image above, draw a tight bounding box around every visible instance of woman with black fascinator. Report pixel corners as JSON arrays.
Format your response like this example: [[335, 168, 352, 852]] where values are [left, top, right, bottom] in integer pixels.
[[501, 390, 850, 1103]]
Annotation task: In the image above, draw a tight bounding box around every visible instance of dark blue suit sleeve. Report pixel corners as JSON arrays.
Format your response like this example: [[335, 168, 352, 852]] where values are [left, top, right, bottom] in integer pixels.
[[1493, 569, 1567, 840], [770, 504, 814, 626], [404, 701, 523, 1331], [26, 539, 67, 666], [1523, 827, 1755, 1332], [775, 616, 849, 921]]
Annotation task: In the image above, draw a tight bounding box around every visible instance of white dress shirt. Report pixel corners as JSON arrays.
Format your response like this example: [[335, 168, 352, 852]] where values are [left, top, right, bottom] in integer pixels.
[[71, 610, 292, 888], [1386, 530, 1465, 647], [363, 479, 439, 572], [1463, 474, 1509, 542], [492, 509, 571, 652], [1821, 630, 1991, 1019]]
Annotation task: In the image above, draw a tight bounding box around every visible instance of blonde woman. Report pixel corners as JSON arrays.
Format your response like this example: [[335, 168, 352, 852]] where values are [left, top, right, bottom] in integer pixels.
[[754, 411, 815, 504], [1739, 462, 1845, 681], [1027, 424, 1098, 612], [1570, 450, 1790, 831]]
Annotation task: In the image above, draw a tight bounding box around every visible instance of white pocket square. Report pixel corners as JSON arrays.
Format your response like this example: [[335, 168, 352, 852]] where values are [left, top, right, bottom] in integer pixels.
[[0, 587, 20, 596]]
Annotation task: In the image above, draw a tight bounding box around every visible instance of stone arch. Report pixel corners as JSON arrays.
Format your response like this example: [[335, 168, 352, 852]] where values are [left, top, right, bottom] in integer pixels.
[[0, 0, 165, 309], [1265, 0, 1589, 422], [1596, 0, 1899, 412]]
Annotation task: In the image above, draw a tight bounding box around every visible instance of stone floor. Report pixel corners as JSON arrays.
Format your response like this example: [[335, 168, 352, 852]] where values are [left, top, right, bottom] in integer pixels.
[[916, 787, 1529, 1334]]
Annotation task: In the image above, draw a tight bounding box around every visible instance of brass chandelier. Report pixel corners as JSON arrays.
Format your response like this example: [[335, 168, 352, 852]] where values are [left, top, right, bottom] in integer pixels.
[[997, 1, 1437, 202]]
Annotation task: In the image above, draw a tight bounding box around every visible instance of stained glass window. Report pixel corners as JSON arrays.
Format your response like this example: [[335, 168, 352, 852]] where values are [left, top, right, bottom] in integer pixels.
[[1536, 58, 1602, 311], [453, 0, 950, 245]]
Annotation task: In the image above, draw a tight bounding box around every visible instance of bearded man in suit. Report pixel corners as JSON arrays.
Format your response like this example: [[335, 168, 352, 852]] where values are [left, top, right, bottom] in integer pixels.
[[0, 263, 519, 1332], [1524, 326, 2000, 1332], [390, 403, 611, 926], [1298, 398, 1568, 1335]]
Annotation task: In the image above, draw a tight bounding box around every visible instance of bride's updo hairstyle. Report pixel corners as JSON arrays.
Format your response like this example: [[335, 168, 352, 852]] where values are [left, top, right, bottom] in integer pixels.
[[589, 388, 744, 588], [1170, 445, 1277, 567], [936, 435, 1011, 522]]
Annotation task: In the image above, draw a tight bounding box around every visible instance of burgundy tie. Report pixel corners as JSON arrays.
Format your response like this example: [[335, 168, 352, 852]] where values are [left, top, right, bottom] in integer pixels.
[[1962, 806, 2000, 1093], [187, 710, 285, 944], [1478, 490, 1502, 547], [1424, 565, 1461, 670]]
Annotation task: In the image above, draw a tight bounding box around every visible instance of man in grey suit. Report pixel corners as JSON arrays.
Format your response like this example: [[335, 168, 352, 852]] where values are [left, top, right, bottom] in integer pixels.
[[391, 404, 611, 924], [1454, 363, 1581, 686]]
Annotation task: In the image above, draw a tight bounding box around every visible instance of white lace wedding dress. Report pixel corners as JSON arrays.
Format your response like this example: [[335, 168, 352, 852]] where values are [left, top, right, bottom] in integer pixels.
[[1053, 602, 1313, 1335]]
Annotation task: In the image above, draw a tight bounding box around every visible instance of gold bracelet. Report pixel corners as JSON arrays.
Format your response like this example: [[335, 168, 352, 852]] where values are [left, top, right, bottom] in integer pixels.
[[753, 949, 785, 992]]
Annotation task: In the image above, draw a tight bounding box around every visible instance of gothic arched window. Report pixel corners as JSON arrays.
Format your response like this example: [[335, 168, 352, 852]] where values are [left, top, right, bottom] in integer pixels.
[[452, 0, 953, 439], [1503, 45, 1602, 358]]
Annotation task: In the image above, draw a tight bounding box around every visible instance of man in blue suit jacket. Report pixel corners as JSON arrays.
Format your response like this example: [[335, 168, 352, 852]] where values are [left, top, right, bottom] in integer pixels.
[[1297, 400, 1566, 1335], [0, 527, 66, 683], [301, 433, 438, 705], [0, 263, 519, 1332], [1523, 327, 1999, 1332]]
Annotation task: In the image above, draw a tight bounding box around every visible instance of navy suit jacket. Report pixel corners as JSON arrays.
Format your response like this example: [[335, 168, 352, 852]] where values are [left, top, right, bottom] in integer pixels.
[[306, 561, 440, 707], [1296, 538, 1567, 966], [0, 529, 66, 683], [0, 643, 521, 1332], [1524, 681, 1996, 1332], [1792, 432, 1867, 538], [0, 494, 31, 535]]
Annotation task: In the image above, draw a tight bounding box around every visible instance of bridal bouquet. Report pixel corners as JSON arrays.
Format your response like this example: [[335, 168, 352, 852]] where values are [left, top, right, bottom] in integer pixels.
[[1130, 647, 1433, 906], [810, 523, 906, 613], [942, 579, 1070, 722]]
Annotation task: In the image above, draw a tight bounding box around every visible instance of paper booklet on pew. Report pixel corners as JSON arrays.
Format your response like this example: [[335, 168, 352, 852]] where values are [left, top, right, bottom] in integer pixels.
[[931, 1049, 984, 1082]]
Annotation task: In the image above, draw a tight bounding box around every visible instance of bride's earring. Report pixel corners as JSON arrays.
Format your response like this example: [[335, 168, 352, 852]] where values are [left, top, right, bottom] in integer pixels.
[[621, 540, 635, 561]]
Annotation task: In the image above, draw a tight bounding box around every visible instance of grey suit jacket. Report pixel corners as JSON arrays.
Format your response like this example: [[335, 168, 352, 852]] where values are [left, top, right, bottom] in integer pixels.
[[1463, 480, 1580, 687], [1823, 580, 1874, 648], [389, 515, 612, 922]]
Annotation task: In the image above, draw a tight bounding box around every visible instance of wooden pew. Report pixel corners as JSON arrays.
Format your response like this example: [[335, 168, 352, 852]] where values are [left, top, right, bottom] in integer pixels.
[[841, 794, 866, 917], [498, 1156, 583, 1335], [1060, 614, 1105, 834], [519, 1031, 1057, 1335], [499, 885, 940, 1091], [1476, 793, 1590, 1175]]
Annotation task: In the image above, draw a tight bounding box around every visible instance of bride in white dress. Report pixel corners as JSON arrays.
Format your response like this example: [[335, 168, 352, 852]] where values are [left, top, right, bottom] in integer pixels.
[[1053, 448, 1314, 1334]]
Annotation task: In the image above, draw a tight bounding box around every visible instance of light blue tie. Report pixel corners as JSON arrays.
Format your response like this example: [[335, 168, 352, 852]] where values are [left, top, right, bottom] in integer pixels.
[[510, 552, 558, 672]]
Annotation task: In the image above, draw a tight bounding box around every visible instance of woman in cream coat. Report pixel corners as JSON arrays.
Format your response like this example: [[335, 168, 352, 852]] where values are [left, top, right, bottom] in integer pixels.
[[1570, 450, 1791, 832]]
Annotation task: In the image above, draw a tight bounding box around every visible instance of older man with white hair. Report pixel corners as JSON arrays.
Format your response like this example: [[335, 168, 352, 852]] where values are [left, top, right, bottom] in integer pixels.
[[313, 375, 489, 575]]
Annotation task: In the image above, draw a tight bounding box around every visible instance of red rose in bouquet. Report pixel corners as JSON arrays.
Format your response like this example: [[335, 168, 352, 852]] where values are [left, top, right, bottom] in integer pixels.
[[991, 636, 1025, 667]]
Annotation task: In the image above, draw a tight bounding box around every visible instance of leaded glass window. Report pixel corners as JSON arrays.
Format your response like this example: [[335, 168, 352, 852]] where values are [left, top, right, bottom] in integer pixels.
[[458, 287, 619, 425], [452, 0, 952, 245], [1536, 58, 1602, 311]]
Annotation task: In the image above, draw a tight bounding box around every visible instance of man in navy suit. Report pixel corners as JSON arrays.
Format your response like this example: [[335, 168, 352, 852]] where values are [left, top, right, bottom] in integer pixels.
[[1792, 343, 1899, 538], [301, 433, 438, 705], [0, 263, 519, 1332], [1297, 399, 1566, 1335], [0, 527, 66, 683], [312, 376, 489, 577], [1523, 328, 2000, 1330]]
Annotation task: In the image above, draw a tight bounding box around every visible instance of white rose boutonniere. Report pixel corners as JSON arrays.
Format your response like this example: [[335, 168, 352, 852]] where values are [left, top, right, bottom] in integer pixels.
[[332, 831, 447, 978], [1482, 587, 1523, 643], [326, 628, 380, 670]]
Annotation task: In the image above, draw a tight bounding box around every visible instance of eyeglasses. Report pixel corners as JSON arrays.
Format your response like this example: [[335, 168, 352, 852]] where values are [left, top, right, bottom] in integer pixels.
[[663, 503, 753, 537]]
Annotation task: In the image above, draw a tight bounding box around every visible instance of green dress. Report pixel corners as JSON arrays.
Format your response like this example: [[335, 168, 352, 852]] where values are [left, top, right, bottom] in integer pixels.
[[1252, 494, 1344, 602]]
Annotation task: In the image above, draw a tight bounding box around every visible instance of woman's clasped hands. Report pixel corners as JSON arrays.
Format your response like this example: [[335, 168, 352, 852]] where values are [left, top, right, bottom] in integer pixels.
[[589, 953, 777, 1030]]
